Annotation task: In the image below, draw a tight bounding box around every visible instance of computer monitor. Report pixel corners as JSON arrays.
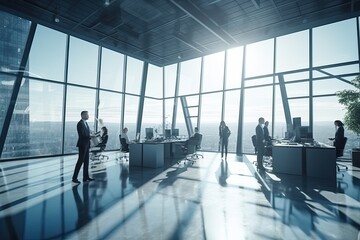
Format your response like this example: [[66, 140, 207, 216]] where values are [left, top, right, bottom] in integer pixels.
[[165, 129, 171, 139], [293, 117, 301, 130], [295, 126, 313, 143], [145, 128, 154, 140], [172, 128, 179, 137]]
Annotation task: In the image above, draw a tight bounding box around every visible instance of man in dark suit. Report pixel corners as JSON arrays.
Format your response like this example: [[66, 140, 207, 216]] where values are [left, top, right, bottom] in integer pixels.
[[72, 111, 94, 184], [255, 117, 265, 170]]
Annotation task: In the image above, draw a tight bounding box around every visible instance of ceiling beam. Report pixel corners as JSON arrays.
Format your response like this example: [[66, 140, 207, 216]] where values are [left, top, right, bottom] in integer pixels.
[[170, 0, 237, 46], [251, 0, 260, 9], [174, 32, 208, 53]]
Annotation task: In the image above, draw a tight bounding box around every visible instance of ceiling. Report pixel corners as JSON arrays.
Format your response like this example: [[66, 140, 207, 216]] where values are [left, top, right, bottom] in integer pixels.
[[1, 0, 360, 67]]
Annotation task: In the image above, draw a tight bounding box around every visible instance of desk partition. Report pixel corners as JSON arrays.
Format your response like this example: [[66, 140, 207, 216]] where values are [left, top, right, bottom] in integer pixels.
[[272, 144, 304, 175]]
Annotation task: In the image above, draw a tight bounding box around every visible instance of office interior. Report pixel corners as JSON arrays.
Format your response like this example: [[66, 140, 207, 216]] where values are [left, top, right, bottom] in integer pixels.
[[0, 1, 360, 239]]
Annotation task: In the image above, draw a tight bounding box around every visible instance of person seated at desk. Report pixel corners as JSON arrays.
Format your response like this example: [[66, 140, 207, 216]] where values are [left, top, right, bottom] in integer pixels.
[[90, 126, 108, 160], [182, 127, 202, 149], [120, 127, 130, 152], [91, 126, 108, 148], [97, 126, 108, 148]]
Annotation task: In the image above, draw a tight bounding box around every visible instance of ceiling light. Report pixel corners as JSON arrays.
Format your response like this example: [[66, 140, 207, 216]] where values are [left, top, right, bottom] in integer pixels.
[[104, 0, 110, 6], [54, 15, 60, 23]]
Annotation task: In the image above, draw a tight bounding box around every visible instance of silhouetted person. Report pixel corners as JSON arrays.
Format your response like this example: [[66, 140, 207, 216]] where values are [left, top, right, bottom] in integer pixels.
[[219, 121, 231, 160], [72, 111, 94, 184], [264, 121, 271, 142], [184, 127, 201, 147], [334, 120, 345, 157], [255, 117, 265, 170]]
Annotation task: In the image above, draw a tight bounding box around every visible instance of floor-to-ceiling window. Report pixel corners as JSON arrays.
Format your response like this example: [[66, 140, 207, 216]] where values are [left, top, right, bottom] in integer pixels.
[[242, 39, 274, 153], [123, 56, 142, 139], [64, 86, 96, 154], [143, 64, 163, 137]]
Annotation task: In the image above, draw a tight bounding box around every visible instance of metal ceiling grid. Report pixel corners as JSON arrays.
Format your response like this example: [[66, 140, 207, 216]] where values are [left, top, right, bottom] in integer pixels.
[[0, 0, 359, 67]]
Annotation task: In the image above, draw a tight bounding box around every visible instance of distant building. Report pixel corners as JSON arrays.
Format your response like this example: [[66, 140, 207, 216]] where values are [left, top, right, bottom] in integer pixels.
[[0, 12, 30, 158]]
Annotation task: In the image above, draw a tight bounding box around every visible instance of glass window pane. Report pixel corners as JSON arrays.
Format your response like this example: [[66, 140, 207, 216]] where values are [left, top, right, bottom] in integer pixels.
[[288, 98, 309, 126], [242, 86, 273, 153], [142, 98, 162, 139], [123, 95, 139, 140], [175, 97, 188, 136], [245, 77, 273, 88], [313, 78, 357, 95], [100, 48, 124, 91], [285, 82, 309, 98], [165, 99, 174, 131], [0, 11, 31, 72], [2, 79, 63, 158], [146, 64, 163, 98], [202, 52, 225, 93], [164, 64, 177, 98], [64, 86, 96, 154], [224, 90, 240, 152], [28, 25, 66, 81], [200, 93, 222, 151], [276, 30, 309, 73], [313, 64, 359, 78], [226, 46, 243, 89], [68, 36, 98, 87], [313, 18, 358, 67], [2, 78, 30, 159], [274, 86, 287, 139], [126, 56, 143, 95], [245, 39, 274, 78], [28, 81, 63, 156], [280, 71, 309, 83], [98, 90, 122, 150], [0, 74, 16, 135], [178, 58, 201, 96], [313, 96, 355, 157]]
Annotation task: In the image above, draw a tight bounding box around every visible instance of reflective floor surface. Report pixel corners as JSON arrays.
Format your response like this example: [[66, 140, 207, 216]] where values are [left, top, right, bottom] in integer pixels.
[[0, 152, 359, 239]]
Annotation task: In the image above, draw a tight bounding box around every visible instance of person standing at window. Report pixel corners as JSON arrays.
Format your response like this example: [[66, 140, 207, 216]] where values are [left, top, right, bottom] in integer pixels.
[[219, 121, 231, 160], [255, 117, 265, 171], [72, 111, 94, 184], [334, 120, 345, 157]]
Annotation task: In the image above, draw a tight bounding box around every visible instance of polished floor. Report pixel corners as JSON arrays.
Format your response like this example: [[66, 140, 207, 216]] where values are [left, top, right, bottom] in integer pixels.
[[0, 151, 359, 240]]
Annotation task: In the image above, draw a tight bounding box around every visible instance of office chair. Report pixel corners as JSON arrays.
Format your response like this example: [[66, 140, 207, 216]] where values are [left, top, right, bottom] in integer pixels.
[[119, 135, 129, 161], [178, 134, 203, 165], [336, 137, 348, 171], [90, 135, 109, 163]]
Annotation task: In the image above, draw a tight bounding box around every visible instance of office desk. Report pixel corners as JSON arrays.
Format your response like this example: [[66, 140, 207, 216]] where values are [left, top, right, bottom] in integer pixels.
[[129, 139, 186, 168], [272, 143, 304, 175], [129, 143, 143, 167], [272, 143, 336, 179], [305, 145, 336, 179]]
